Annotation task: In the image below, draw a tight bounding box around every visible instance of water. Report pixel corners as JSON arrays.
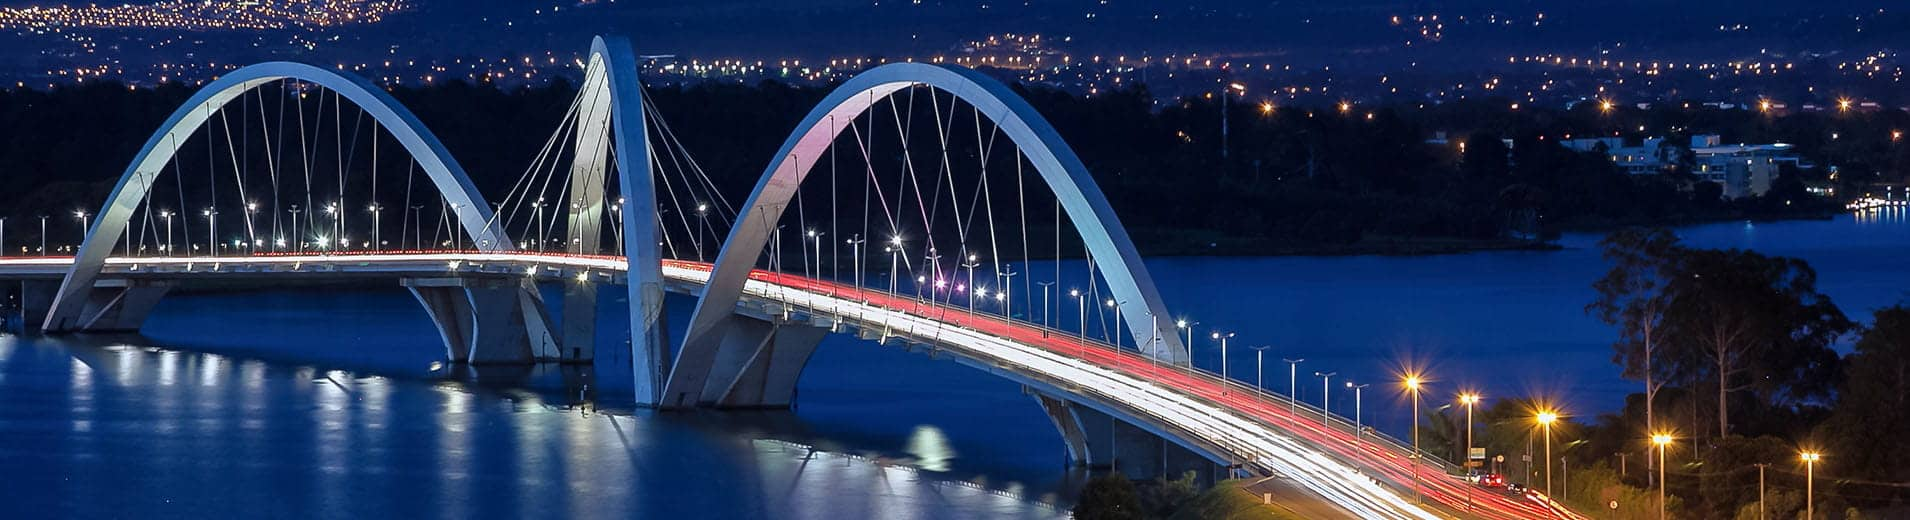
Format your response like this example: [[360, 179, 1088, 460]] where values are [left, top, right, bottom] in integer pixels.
[[1, 209, 1904, 518]]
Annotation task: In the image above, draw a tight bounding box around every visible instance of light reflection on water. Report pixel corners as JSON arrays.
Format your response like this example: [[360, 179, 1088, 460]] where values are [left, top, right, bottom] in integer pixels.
[[0, 334, 1066, 519]]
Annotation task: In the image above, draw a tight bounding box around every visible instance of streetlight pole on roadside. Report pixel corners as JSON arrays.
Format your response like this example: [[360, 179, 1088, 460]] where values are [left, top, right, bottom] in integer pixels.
[[1405, 375, 1425, 503], [1211, 331, 1235, 393], [1802, 451, 1822, 520], [1537, 410, 1559, 497], [1283, 358, 1304, 420], [1754, 463, 1768, 520], [1248, 346, 1271, 398], [1346, 382, 1369, 443], [1313, 371, 1335, 429], [1177, 319, 1198, 367], [1652, 433, 1673, 520]]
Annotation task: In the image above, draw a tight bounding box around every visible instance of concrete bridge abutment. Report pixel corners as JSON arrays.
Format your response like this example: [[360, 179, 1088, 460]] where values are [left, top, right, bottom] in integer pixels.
[[36, 278, 176, 333], [698, 315, 828, 409], [1031, 387, 1222, 485], [404, 277, 561, 365]]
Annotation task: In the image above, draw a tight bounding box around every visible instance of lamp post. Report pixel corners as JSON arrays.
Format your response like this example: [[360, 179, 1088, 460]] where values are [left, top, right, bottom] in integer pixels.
[[1283, 358, 1304, 419], [1211, 331, 1234, 393], [695, 202, 709, 262], [1037, 281, 1056, 332], [1405, 375, 1424, 503], [73, 211, 89, 253], [962, 254, 981, 321], [1754, 463, 1768, 520], [807, 229, 825, 281], [1461, 392, 1482, 511], [1313, 371, 1335, 429], [1652, 433, 1673, 520], [1177, 320, 1198, 367], [846, 234, 865, 293], [1107, 299, 1128, 350], [159, 211, 174, 255], [368, 204, 383, 251], [1801, 451, 1822, 520], [244, 202, 259, 252], [202, 208, 218, 255], [1460, 393, 1482, 469], [1537, 411, 1559, 496], [1072, 289, 1086, 356], [1346, 382, 1369, 442], [286, 206, 301, 253], [1248, 346, 1271, 398], [997, 265, 1017, 319]]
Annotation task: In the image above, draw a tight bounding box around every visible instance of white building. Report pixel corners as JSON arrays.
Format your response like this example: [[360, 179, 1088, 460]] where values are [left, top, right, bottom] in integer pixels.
[[1689, 134, 1804, 199]]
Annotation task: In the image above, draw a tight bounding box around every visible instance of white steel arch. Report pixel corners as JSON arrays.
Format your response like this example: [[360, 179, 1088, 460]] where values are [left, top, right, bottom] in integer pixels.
[[563, 35, 667, 405], [43, 61, 512, 331], [663, 62, 1186, 408]]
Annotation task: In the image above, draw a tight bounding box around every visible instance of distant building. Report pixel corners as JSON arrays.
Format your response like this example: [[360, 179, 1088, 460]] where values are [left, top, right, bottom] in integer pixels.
[[1560, 136, 1674, 176], [1553, 134, 1812, 199], [1689, 134, 1805, 199]]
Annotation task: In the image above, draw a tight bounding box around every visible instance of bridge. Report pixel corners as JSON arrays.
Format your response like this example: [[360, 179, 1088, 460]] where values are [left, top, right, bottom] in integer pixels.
[[0, 36, 1585, 520]]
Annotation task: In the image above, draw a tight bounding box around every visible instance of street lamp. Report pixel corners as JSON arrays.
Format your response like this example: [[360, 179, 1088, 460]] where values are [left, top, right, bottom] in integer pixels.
[[1405, 374, 1424, 503], [73, 210, 89, 251], [1652, 433, 1674, 520], [1248, 346, 1271, 397], [159, 210, 173, 255], [1537, 410, 1559, 496], [1177, 319, 1198, 366], [1346, 382, 1369, 442], [1801, 450, 1822, 520], [202, 208, 218, 255], [1071, 289, 1086, 356], [1460, 393, 1482, 469], [1283, 358, 1304, 419], [1313, 371, 1335, 429], [1211, 331, 1235, 393]]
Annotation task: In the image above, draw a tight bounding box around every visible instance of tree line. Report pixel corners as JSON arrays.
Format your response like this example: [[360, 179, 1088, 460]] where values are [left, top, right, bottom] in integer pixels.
[[4, 77, 1906, 256]]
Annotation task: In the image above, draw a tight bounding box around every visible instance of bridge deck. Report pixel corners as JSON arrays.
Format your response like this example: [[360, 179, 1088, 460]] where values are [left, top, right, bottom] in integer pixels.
[[0, 253, 1581, 520]]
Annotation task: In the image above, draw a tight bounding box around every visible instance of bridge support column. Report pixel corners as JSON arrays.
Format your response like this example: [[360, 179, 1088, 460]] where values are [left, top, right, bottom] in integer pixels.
[[559, 283, 597, 363], [50, 278, 175, 333], [1028, 387, 1093, 467], [404, 277, 543, 365], [697, 316, 828, 409], [9, 280, 59, 334], [1074, 404, 1220, 484]]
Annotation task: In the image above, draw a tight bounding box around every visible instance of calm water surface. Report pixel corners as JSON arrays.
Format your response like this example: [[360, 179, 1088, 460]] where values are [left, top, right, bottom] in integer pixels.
[[2, 209, 1904, 518]]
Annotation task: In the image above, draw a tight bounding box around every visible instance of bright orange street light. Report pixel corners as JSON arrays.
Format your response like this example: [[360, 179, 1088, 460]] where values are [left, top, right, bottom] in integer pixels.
[[1403, 374, 1424, 503], [1652, 433, 1675, 520], [1801, 450, 1823, 520], [1537, 411, 1559, 496]]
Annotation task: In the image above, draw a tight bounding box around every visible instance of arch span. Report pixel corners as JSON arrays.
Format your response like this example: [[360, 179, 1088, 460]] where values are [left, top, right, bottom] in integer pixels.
[[561, 35, 668, 404], [43, 61, 511, 331], [662, 62, 1186, 408]]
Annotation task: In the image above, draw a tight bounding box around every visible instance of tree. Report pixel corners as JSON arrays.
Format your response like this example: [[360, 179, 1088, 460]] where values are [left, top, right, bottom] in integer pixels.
[[1138, 471, 1201, 518], [1701, 436, 1793, 516], [1074, 473, 1145, 520], [1462, 130, 1511, 178], [1660, 248, 1850, 437], [1824, 305, 1910, 496], [1588, 228, 1682, 454]]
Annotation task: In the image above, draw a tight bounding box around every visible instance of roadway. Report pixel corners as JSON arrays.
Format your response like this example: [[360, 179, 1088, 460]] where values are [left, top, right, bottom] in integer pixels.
[[1, 252, 1587, 519]]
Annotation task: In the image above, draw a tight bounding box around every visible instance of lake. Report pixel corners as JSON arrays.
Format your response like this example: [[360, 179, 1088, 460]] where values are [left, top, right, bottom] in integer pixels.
[[2, 207, 1904, 518]]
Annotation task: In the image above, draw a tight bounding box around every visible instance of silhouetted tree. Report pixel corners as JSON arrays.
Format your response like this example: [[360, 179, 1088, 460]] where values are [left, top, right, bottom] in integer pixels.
[[1074, 473, 1144, 520]]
